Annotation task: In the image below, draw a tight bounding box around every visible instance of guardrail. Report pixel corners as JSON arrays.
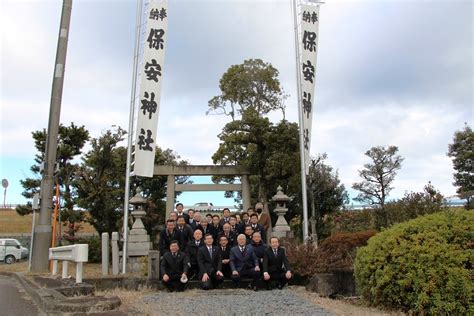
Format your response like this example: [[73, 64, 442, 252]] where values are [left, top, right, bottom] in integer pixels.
[[49, 244, 88, 283]]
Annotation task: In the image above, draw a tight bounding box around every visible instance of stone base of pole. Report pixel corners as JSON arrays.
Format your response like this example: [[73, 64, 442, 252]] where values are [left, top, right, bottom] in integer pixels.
[[31, 226, 52, 272]]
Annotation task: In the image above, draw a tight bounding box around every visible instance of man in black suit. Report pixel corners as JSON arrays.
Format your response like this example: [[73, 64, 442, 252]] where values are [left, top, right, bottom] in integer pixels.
[[218, 235, 231, 278], [219, 208, 231, 226], [229, 215, 239, 234], [263, 237, 292, 290], [210, 215, 222, 243], [218, 222, 236, 247], [237, 212, 249, 234], [250, 231, 266, 268], [230, 234, 261, 290], [175, 203, 190, 224], [243, 225, 254, 244], [197, 233, 224, 290], [159, 220, 183, 255], [249, 213, 266, 242], [176, 215, 193, 244], [185, 229, 203, 280], [161, 240, 190, 292]]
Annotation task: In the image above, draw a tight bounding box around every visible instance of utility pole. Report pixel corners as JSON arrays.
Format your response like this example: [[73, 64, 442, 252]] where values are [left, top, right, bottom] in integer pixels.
[[31, 0, 73, 272]]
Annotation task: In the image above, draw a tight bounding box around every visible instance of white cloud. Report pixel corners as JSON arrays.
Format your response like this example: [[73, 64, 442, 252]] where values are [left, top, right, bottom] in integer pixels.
[[1, 0, 472, 205]]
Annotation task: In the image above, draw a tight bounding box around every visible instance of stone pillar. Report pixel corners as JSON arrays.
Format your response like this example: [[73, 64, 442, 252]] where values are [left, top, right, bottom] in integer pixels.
[[165, 175, 175, 221], [101, 232, 109, 276], [271, 186, 293, 239], [127, 209, 150, 256], [241, 174, 251, 211], [148, 250, 160, 280], [111, 232, 119, 275]]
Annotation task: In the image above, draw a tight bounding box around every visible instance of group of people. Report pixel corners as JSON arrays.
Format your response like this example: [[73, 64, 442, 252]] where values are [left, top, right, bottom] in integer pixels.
[[158, 203, 292, 292]]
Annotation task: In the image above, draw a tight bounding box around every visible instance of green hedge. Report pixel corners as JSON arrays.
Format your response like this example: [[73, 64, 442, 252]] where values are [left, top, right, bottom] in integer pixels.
[[355, 210, 473, 314]]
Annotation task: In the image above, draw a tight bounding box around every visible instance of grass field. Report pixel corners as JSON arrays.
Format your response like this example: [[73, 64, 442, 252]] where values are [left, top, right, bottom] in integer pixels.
[[0, 209, 97, 235]]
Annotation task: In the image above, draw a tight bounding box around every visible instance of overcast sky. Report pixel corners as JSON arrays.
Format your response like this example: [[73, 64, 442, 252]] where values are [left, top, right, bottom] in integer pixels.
[[1, 0, 472, 207]]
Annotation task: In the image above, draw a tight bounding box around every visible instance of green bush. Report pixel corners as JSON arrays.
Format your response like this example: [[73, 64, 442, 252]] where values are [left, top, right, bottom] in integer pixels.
[[284, 230, 376, 277], [74, 235, 102, 263], [355, 210, 473, 314]]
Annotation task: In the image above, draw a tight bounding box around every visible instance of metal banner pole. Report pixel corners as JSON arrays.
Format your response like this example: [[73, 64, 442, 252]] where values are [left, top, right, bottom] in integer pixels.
[[292, 0, 310, 242], [122, 0, 144, 274]]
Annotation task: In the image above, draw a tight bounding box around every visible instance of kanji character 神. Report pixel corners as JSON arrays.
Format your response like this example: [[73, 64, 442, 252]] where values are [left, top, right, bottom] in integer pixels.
[[302, 91, 312, 119], [141, 92, 158, 119]]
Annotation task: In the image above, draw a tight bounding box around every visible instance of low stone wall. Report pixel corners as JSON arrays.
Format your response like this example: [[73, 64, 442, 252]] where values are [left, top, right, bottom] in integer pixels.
[[306, 271, 356, 297]]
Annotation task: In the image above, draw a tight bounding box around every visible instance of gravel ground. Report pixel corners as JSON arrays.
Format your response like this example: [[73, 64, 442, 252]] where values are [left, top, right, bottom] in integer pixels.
[[137, 287, 333, 316]]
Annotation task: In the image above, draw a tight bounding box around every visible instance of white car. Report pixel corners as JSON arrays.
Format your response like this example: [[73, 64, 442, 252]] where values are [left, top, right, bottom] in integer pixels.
[[193, 202, 214, 211], [0, 239, 29, 264]]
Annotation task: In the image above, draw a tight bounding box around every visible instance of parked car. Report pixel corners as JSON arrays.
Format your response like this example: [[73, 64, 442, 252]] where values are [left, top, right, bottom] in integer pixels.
[[193, 202, 214, 211], [0, 239, 28, 264]]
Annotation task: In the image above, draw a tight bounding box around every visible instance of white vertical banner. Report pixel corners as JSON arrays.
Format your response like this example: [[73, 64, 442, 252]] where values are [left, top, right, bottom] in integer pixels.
[[300, 4, 320, 173], [134, 0, 168, 177]]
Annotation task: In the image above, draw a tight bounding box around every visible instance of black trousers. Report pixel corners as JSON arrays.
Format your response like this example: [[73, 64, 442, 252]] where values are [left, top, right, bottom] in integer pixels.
[[221, 263, 231, 278], [231, 268, 260, 286], [162, 273, 187, 292], [264, 271, 289, 288], [188, 264, 199, 280], [200, 271, 224, 290]]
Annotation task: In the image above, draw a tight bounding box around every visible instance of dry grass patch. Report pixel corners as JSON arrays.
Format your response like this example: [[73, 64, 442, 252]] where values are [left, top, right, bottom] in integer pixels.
[[0, 209, 97, 234]]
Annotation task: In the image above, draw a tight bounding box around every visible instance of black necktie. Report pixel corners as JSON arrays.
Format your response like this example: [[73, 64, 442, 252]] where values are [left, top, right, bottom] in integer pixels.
[[274, 249, 278, 257]]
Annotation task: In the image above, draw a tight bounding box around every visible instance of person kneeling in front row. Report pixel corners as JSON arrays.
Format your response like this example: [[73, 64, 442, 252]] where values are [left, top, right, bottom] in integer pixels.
[[161, 240, 189, 292], [197, 233, 224, 290], [230, 234, 261, 290], [263, 236, 292, 290]]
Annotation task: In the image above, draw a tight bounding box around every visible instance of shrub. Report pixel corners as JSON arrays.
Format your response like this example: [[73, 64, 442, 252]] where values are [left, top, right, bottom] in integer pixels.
[[332, 209, 375, 233], [355, 210, 473, 315], [314, 230, 377, 273], [74, 235, 102, 263], [284, 230, 376, 277]]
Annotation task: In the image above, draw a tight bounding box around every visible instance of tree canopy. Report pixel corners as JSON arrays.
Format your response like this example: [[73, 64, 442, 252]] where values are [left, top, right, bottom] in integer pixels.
[[447, 124, 473, 209], [16, 123, 89, 221], [207, 59, 287, 120], [352, 145, 404, 208]]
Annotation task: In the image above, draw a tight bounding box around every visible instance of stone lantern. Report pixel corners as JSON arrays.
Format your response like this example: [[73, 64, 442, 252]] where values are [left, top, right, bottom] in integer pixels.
[[127, 187, 150, 256], [271, 186, 293, 239]]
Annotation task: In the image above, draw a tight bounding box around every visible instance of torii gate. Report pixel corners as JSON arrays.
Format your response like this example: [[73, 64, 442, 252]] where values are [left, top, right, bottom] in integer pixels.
[[154, 165, 251, 218]]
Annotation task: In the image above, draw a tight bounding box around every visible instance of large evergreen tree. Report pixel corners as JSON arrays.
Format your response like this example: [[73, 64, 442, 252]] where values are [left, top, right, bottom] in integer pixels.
[[16, 123, 89, 225]]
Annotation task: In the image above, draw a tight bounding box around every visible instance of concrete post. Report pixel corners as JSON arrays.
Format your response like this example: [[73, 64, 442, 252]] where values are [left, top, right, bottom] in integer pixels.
[[101, 232, 109, 276], [165, 175, 175, 220], [76, 262, 83, 283], [148, 250, 160, 280], [52, 260, 58, 275], [62, 261, 68, 278], [241, 174, 251, 211], [111, 232, 119, 275]]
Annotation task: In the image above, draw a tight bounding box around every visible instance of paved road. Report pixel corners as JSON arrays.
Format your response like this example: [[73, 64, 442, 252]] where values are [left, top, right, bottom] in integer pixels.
[[0, 275, 43, 316]]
